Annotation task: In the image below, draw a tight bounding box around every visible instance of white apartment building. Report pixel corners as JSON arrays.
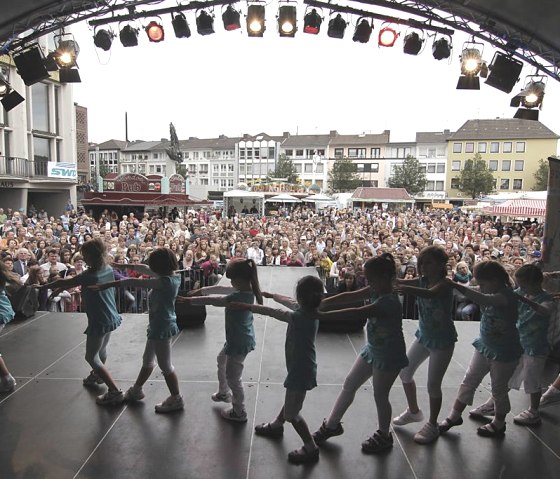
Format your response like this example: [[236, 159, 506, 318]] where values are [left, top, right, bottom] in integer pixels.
[[237, 133, 281, 187], [384, 141, 417, 186], [415, 130, 453, 204], [88, 139, 127, 179], [119, 140, 175, 176]]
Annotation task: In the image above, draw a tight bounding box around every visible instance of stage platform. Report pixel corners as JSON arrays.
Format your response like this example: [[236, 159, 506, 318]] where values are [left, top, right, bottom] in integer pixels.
[[1, 267, 559, 479]]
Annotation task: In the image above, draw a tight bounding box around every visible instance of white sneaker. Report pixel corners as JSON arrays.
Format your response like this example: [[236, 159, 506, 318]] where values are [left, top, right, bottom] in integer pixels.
[[124, 386, 145, 402], [540, 389, 560, 408], [513, 409, 541, 426], [211, 391, 232, 403], [155, 395, 184, 413], [0, 374, 16, 392], [96, 389, 124, 406], [221, 407, 248, 423], [414, 422, 440, 444], [392, 408, 424, 426], [469, 402, 495, 419]]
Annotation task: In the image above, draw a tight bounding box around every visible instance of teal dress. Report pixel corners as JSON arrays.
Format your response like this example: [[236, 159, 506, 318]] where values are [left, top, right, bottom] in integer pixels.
[[284, 307, 319, 390], [360, 293, 408, 371], [147, 275, 181, 340], [0, 288, 15, 325], [224, 291, 256, 355], [76, 266, 122, 336], [473, 287, 522, 362], [515, 288, 553, 357], [415, 277, 457, 349]]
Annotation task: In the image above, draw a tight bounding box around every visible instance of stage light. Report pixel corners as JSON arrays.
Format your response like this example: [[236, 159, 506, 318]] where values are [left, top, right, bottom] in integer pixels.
[[172, 12, 191, 38], [460, 47, 483, 75], [0, 70, 8, 96], [327, 14, 346, 39], [511, 76, 546, 120], [303, 9, 322, 35], [0, 68, 25, 112], [59, 68, 81, 83], [457, 42, 487, 90], [403, 31, 423, 55], [485, 52, 523, 93], [146, 21, 165, 42], [120, 25, 139, 47], [247, 4, 266, 37], [278, 5, 297, 37], [432, 37, 451, 60], [93, 28, 115, 51], [196, 10, 215, 36], [53, 37, 80, 68], [353, 18, 372, 44], [12, 44, 50, 86], [378, 26, 398, 47], [222, 5, 241, 31]]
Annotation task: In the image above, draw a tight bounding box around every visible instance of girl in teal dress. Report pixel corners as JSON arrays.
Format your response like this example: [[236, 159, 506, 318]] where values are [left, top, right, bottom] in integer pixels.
[[91, 248, 183, 413], [179, 258, 262, 422], [313, 254, 408, 454], [0, 261, 18, 393]]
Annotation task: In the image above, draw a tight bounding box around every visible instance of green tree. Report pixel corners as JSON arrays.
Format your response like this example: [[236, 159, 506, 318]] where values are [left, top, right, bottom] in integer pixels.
[[98, 162, 109, 178], [328, 157, 361, 193], [175, 163, 188, 177], [458, 153, 495, 199], [271, 154, 298, 184], [387, 155, 427, 195], [532, 158, 549, 190]]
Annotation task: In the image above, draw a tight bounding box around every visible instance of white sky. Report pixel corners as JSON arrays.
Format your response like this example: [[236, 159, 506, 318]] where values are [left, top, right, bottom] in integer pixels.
[[70, 3, 560, 147]]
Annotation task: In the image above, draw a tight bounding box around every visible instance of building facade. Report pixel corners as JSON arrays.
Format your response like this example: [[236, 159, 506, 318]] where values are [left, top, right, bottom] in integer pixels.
[[415, 130, 453, 206]]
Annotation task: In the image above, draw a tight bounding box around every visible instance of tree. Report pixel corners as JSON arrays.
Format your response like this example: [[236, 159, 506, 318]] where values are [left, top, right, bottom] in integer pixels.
[[175, 164, 188, 178], [532, 158, 549, 190], [458, 153, 495, 199], [98, 162, 109, 178], [328, 157, 361, 193], [270, 154, 298, 184], [387, 155, 427, 195]]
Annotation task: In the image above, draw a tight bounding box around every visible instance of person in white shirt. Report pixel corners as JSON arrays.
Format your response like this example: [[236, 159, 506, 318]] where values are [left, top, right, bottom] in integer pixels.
[[246, 241, 264, 265], [39, 248, 67, 274]]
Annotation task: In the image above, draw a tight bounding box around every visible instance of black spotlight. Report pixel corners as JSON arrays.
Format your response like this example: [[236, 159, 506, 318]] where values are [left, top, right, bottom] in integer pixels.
[[13, 45, 50, 86], [352, 18, 372, 43], [94, 29, 115, 51], [511, 76, 546, 120], [59, 68, 81, 83], [0, 69, 24, 112], [485, 52, 523, 93], [196, 11, 215, 36], [247, 4, 266, 37], [278, 5, 297, 37], [222, 5, 241, 31], [327, 14, 347, 39], [120, 25, 139, 47], [432, 37, 451, 60], [172, 12, 191, 38], [403, 32, 423, 55], [303, 9, 322, 35]]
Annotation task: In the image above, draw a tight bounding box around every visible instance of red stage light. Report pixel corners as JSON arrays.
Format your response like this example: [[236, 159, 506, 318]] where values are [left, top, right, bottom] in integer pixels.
[[378, 27, 398, 47], [146, 21, 164, 42]]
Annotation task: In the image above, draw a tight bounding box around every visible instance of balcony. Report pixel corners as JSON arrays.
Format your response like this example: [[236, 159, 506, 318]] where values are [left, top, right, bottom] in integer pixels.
[[0, 156, 74, 181]]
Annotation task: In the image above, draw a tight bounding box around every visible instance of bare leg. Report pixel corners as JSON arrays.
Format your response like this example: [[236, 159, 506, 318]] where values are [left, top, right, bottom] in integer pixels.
[[164, 371, 180, 397], [0, 356, 10, 377], [403, 381, 420, 413]]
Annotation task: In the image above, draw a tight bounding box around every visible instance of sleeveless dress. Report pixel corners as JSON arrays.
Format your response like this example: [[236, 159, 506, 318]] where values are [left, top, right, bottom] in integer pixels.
[[224, 291, 256, 355], [147, 275, 181, 339]]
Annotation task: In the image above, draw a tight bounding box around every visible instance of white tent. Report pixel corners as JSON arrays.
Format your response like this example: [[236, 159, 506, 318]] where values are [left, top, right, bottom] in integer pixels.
[[265, 193, 301, 203], [223, 189, 265, 216], [303, 193, 334, 202]]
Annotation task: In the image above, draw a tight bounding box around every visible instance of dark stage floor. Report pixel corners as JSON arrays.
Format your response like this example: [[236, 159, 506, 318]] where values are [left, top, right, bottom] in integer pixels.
[[1, 267, 559, 479]]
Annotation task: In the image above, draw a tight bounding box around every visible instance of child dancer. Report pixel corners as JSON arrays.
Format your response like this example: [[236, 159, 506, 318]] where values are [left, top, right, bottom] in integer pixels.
[[439, 260, 521, 437], [90, 248, 183, 413], [231, 276, 323, 464], [44, 239, 124, 405], [179, 258, 262, 422], [0, 261, 18, 392], [313, 254, 408, 454], [393, 245, 457, 444]]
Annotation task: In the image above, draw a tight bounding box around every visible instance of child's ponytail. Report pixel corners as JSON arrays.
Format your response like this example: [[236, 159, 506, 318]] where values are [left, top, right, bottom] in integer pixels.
[[246, 259, 263, 304], [225, 258, 263, 304]]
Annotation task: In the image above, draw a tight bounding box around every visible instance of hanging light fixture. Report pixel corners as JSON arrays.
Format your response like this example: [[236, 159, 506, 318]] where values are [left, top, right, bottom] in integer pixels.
[[0, 67, 24, 112], [196, 10, 215, 36], [247, 4, 266, 37], [120, 25, 139, 47], [432, 37, 451, 60], [278, 4, 297, 37], [403, 31, 423, 55], [12, 44, 50, 86], [378, 25, 398, 47], [172, 12, 191, 38], [327, 13, 347, 39], [511, 75, 546, 120], [352, 18, 372, 43], [222, 5, 241, 31], [457, 41, 488, 90], [53, 34, 80, 68], [93, 28, 115, 51], [303, 8, 322, 35], [485, 52, 523, 93], [146, 21, 165, 42]]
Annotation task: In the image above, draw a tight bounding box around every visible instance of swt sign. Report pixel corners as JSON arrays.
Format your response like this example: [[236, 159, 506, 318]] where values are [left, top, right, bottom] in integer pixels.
[[47, 162, 77, 178]]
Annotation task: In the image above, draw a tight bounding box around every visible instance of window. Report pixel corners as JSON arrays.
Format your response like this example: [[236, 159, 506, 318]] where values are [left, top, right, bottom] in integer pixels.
[[371, 148, 380, 158], [426, 181, 435, 191], [500, 179, 510, 190], [296, 149, 304, 156], [451, 160, 461, 171], [371, 163, 379, 173], [285, 149, 293, 156], [268, 147, 275, 158], [357, 164, 364, 172], [246, 149, 252, 159], [516, 142, 526, 153], [294, 164, 302, 173], [437, 163, 445, 173], [153, 153, 158, 159], [334, 148, 344, 158], [436, 181, 444, 191], [427, 163, 436, 173], [490, 142, 500, 153], [32, 83, 50, 132], [465, 142, 474, 153], [239, 149, 245, 159], [316, 164, 324, 173], [513, 179, 523, 190], [514, 160, 524, 171], [451, 178, 460, 189], [489, 160, 498, 171], [317, 149, 325, 156], [33, 136, 50, 163], [502, 160, 511, 171], [503, 142, 512, 153], [348, 148, 366, 158], [254, 148, 260, 159], [478, 142, 487, 153], [452, 143, 462, 153], [428, 148, 436, 158], [306, 149, 315, 157], [304, 164, 313, 173]]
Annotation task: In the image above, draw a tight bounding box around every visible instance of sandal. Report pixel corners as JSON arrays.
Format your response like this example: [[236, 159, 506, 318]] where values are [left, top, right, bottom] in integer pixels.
[[287, 446, 319, 464], [438, 416, 463, 433], [361, 430, 393, 454], [477, 422, 506, 438], [255, 422, 284, 438]]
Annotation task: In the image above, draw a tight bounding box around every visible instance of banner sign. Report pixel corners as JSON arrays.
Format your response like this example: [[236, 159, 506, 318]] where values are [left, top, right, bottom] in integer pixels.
[[47, 162, 77, 178]]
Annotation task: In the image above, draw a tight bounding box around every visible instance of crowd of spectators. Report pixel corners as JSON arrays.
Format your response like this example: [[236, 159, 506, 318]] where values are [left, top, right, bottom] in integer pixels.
[[0, 203, 548, 317]]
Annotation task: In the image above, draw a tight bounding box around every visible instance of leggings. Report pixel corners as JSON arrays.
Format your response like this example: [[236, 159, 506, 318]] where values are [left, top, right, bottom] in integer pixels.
[[216, 345, 247, 415], [326, 355, 400, 434], [142, 338, 174, 375], [399, 339, 455, 398], [85, 332, 112, 370]]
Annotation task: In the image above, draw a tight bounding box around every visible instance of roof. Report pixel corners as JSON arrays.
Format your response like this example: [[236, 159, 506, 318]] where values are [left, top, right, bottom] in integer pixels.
[[491, 198, 547, 217], [179, 136, 240, 150], [329, 131, 391, 146], [281, 134, 331, 148], [123, 141, 165, 152], [88, 139, 128, 151], [81, 191, 196, 206], [449, 119, 560, 140], [415, 131, 454, 144], [351, 187, 415, 203]]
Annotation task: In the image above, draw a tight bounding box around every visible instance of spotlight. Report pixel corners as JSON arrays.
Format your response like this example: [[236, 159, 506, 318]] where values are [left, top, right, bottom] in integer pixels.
[[222, 5, 241, 31], [54, 37, 80, 68], [432, 37, 451, 60], [303, 9, 322, 35], [485, 52, 523, 93], [13, 44, 50, 86], [278, 5, 297, 37], [378, 26, 398, 47], [93, 28, 115, 51], [511, 76, 546, 120], [456, 42, 487, 90], [196, 10, 215, 36], [0, 68, 25, 112], [0, 70, 8, 96], [460, 47, 483, 75], [247, 4, 266, 37], [403, 31, 423, 55], [352, 18, 372, 44], [59, 68, 81, 83], [146, 21, 165, 42], [120, 25, 139, 47], [172, 12, 191, 38], [327, 14, 347, 39]]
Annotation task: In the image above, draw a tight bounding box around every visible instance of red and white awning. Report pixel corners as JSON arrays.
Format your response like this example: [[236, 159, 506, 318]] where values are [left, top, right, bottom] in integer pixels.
[[491, 199, 547, 217]]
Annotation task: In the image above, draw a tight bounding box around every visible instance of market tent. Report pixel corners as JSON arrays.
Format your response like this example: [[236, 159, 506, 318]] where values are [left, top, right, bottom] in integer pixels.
[[303, 193, 334, 202], [265, 193, 301, 203], [223, 189, 265, 216], [491, 198, 547, 217]]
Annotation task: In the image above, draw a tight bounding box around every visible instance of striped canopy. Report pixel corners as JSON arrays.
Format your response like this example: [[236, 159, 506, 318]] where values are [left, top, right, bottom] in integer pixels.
[[491, 199, 547, 217]]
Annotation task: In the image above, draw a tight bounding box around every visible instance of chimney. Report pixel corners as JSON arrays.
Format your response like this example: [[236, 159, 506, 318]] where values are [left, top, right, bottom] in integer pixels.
[[161, 138, 168, 142], [444, 129, 450, 134], [283, 131, 290, 138], [219, 134, 226, 139], [243, 133, 250, 140], [329, 130, 338, 138]]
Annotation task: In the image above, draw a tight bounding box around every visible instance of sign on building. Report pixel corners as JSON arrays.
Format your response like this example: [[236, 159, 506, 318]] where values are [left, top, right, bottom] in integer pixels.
[[47, 162, 77, 178]]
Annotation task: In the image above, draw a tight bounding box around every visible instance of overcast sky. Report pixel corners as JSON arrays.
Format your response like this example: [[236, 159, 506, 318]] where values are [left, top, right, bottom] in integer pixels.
[[70, 3, 560, 147]]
